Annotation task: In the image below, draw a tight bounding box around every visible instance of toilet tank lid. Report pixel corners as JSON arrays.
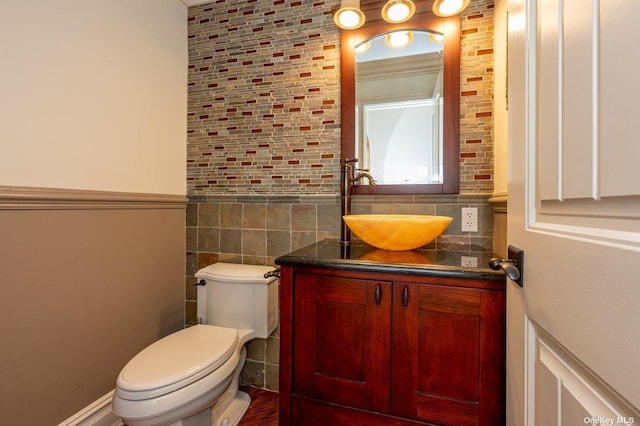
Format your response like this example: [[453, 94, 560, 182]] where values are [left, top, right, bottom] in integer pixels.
[[195, 262, 277, 284]]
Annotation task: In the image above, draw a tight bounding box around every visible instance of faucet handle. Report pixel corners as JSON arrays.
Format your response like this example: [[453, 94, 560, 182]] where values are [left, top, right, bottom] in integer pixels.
[[356, 167, 370, 172], [343, 158, 358, 165]]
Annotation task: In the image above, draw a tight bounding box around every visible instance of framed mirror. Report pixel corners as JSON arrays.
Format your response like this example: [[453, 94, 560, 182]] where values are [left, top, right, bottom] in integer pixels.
[[340, 2, 460, 194]]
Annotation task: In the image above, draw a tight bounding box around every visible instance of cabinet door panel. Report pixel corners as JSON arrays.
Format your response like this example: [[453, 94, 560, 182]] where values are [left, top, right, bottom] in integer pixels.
[[391, 282, 420, 417], [393, 282, 504, 426], [420, 285, 481, 315], [419, 285, 481, 403], [293, 273, 392, 412], [419, 307, 480, 401], [316, 298, 366, 380]]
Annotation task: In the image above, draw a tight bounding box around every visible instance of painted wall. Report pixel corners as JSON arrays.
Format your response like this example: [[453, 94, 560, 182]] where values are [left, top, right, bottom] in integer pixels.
[[491, 0, 508, 256], [0, 1, 187, 423], [0, 0, 187, 195], [0, 201, 185, 425], [493, 0, 508, 197]]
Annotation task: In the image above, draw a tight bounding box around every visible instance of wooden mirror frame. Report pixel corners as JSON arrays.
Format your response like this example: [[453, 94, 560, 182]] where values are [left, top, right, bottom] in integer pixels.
[[340, 0, 460, 195]]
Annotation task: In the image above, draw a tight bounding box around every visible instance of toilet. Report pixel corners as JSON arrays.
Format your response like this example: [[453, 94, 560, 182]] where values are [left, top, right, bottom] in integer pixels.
[[112, 262, 279, 426]]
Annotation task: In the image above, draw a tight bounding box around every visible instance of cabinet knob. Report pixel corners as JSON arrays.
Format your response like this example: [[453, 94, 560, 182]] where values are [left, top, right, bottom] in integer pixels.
[[402, 286, 409, 308], [375, 284, 382, 305]]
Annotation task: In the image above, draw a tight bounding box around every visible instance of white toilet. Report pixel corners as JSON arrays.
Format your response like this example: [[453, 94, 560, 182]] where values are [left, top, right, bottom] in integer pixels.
[[112, 262, 279, 426]]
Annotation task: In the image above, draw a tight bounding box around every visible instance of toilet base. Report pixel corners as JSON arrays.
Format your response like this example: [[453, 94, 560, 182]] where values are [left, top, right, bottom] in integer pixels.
[[211, 390, 250, 426], [163, 389, 250, 426]]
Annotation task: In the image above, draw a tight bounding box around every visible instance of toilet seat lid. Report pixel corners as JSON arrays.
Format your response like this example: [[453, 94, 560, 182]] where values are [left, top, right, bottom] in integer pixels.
[[117, 325, 238, 397]]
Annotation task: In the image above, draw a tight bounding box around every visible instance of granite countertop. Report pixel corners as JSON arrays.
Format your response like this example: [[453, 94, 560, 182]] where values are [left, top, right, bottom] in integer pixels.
[[275, 238, 506, 281]]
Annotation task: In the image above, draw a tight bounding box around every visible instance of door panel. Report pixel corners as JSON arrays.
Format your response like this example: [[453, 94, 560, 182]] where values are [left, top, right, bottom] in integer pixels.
[[560, 0, 593, 200], [599, 3, 640, 197], [507, 0, 640, 423], [534, 329, 634, 424]]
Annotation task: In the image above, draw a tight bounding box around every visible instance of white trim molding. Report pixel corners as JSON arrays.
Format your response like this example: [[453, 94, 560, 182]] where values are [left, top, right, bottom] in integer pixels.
[[182, 0, 214, 6], [57, 390, 122, 426], [0, 185, 187, 210]]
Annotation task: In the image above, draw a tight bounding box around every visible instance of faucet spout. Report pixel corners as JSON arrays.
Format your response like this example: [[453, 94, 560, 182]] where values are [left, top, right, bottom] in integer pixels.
[[340, 159, 375, 247], [351, 171, 376, 186]]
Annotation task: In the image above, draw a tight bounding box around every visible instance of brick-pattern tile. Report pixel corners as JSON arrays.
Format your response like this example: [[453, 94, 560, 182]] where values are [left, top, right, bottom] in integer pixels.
[[459, 0, 495, 192], [186, 0, 495, 197], [187, 0, 341, 195]]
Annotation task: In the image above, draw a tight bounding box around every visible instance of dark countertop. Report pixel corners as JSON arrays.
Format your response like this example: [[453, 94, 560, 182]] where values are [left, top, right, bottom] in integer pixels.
[[275, 238, 506, 281]]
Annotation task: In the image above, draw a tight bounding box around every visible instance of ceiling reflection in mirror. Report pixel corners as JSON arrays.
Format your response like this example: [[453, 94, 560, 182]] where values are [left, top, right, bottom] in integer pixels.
[[355, 30, 444, 185]]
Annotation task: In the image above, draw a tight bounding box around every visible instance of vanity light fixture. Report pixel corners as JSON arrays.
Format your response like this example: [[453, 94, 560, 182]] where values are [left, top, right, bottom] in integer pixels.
[[381, 0, 416, 24], [432, 0, 471, 17], [334, 0, 366, 29], [384, 30, 414, 48]]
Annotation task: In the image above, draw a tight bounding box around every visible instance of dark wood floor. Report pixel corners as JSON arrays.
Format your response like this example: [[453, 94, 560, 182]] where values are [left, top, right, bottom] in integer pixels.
[[239, 386, 279, 426]]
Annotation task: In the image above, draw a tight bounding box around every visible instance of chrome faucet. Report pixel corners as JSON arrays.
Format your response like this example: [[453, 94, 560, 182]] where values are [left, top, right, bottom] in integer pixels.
[[340, 158, 376, 246]]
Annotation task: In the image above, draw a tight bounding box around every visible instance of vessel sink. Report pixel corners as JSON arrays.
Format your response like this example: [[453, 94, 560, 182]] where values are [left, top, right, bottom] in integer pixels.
[[343, 214, 453, 251]]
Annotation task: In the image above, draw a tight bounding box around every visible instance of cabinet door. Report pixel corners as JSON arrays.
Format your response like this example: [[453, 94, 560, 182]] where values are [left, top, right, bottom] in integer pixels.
[[293, 273, 392, 412], [392, 282, 505, 426]]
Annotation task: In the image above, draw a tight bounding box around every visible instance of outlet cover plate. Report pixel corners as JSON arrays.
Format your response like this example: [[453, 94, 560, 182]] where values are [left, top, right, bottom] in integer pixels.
[[461, 207, 478, 232]]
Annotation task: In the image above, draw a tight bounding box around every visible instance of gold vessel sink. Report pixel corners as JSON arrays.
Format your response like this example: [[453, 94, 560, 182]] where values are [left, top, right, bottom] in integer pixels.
[[343, 214, 453, 251]]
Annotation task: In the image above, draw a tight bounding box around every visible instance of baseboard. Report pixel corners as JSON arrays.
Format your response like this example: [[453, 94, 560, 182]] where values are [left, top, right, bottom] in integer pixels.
[[58, 390, 123, 426]]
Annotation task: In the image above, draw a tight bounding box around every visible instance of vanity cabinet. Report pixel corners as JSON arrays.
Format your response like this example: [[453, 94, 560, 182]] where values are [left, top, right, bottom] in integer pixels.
[[278, 265, 505, 426]]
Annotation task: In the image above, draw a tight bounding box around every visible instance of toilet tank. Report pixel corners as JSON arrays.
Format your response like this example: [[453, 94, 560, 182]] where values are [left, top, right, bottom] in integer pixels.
[[194, 263, 278, 339]]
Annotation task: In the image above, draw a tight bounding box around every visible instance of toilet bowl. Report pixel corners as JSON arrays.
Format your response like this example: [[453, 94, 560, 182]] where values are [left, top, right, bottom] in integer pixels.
[[112, 263, 279, 426]]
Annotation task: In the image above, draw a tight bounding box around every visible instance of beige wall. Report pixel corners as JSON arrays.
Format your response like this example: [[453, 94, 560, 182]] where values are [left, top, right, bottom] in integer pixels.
[[491, 0, 509, 256], [0, 0, 187, 195], [0, 191, 185, 424], [0, 1, 187, 423]]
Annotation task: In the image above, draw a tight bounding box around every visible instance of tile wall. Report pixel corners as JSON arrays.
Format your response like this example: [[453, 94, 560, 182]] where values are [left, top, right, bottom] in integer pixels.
[[186, 0, 495, 391]]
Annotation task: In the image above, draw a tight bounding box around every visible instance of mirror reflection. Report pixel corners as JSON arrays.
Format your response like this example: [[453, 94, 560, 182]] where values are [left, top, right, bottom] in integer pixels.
[[355, 30, 444, 185]]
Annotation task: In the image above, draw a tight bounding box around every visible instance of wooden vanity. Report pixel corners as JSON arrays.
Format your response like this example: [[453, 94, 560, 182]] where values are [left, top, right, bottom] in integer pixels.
[[276, 239, 506, 426]]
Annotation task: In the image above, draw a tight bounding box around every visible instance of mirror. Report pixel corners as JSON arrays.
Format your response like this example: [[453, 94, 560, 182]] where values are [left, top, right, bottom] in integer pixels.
[[340, 4, 460, 194], [356, 30, 444, 185]]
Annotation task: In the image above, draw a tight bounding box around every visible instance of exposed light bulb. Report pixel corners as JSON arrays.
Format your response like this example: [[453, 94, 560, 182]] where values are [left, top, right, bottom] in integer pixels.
[[438, 0, 463, 15], [381, 0, 415, 24], [337, 9, 362, 28], [386, 3, 410, 21], [333, 0, 365, 29], [433, 0, 470, 17]]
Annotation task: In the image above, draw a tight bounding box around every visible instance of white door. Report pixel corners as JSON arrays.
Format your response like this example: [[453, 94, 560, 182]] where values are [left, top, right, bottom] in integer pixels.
[[507, 0, 640, 425]]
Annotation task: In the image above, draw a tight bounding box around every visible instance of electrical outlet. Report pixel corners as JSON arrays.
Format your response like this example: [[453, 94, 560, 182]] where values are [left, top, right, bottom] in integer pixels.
[[461, 207, 478, 232], [461, 256, 478, 267]]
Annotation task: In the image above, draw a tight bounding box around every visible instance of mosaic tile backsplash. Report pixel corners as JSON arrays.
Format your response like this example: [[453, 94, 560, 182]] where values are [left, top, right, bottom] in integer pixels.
[[187, 0, 494, 195], [187, 0, 341, 195]]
